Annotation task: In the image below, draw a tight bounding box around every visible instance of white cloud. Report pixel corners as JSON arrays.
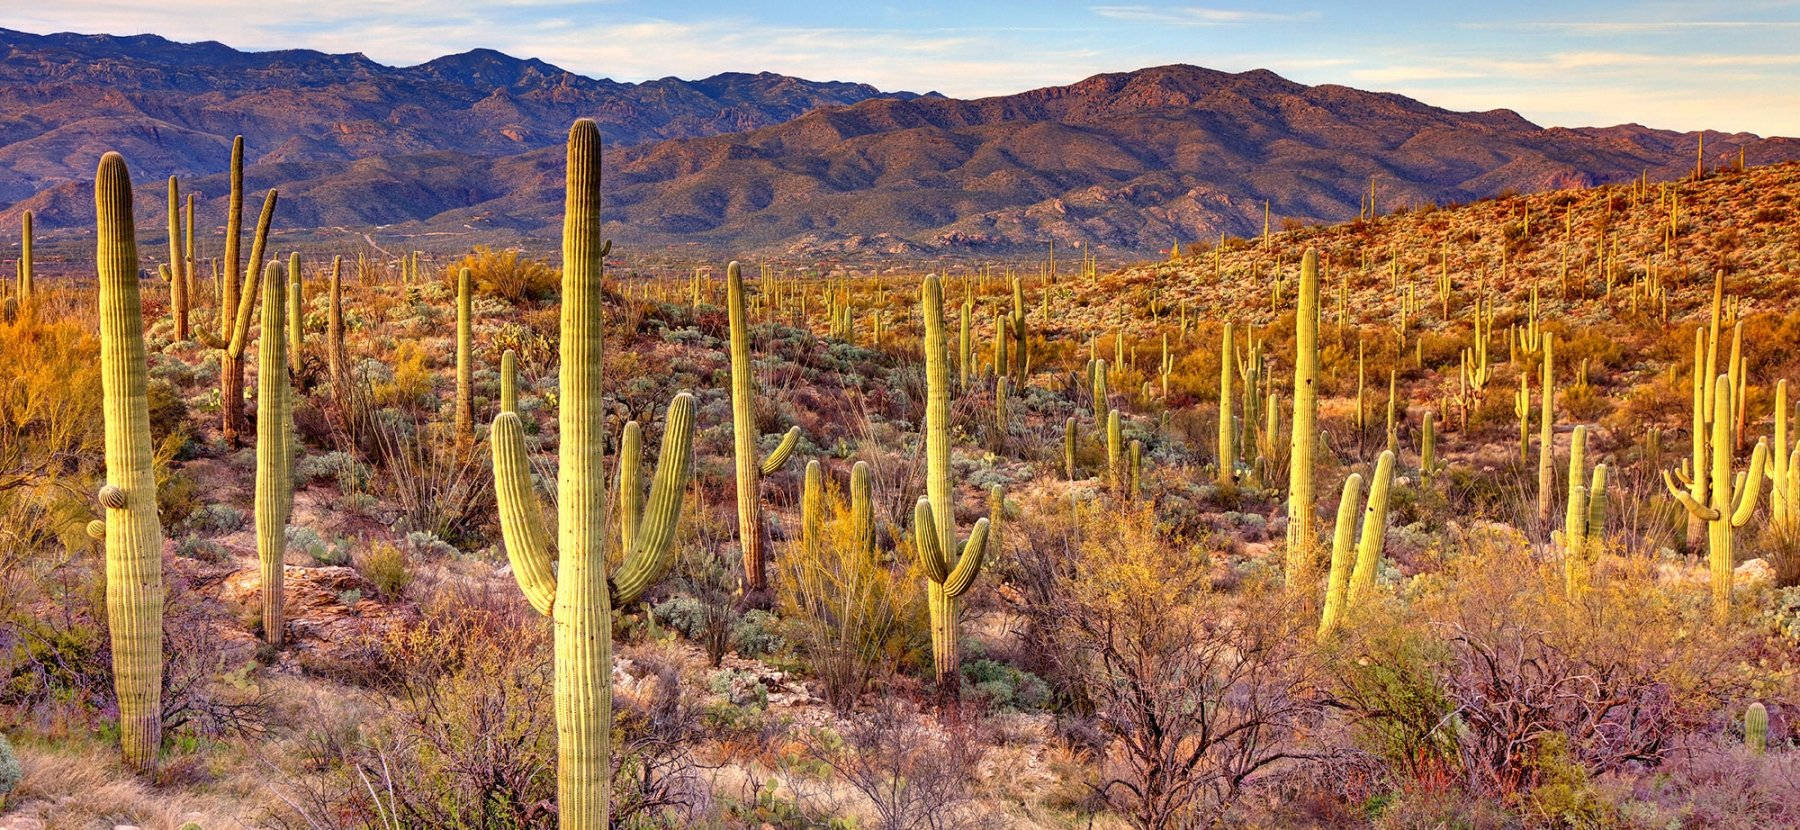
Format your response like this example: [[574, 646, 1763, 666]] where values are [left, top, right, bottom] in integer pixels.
[[1089, 5, 1317, 25]]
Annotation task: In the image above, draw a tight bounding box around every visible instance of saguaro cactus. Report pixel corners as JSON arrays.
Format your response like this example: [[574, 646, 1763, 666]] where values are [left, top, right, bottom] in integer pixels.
[[166, 176, 188, 340], [489, 120, 697, 827], [802, 459, 824, 553], [850, 460, 875, 562], [287, 252, 303, 373], [726, 260, 802, 600], [16, 210, 32, 304], [1536, 333, 1556, 533], [327, 256, 346, 406], [1666, 374, 1768, 623], [913, 274, 994, 698], [1318, 450, 1396, 636], [1746, 702, 1769, 755], [499, 349, 518, 414], [1286, 248, 1321, 586], [255, 260, 292, 645], [454, 266, 475, 444], [94, 152, 164, 771], [1558, 425, 1608, 597], [1065, 416, 1078, 481], [1218, 321, 1235, 486]]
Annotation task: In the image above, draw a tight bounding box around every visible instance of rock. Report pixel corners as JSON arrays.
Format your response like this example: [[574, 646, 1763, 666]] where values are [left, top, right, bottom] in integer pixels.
[[220, 564, 416, 674]]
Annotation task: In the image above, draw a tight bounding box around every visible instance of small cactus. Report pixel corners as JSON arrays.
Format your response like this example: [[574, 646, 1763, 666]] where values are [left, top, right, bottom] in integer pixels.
[[1747, 702, 1769, 755]]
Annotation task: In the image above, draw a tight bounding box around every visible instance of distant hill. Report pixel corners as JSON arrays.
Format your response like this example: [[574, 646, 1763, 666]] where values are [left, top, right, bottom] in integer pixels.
[[2, 28, 1797, 257]]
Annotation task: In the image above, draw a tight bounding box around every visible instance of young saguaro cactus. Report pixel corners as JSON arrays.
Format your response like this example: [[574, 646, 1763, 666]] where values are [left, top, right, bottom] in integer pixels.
[[1666, 374, 1769, 624], [1286, 248, 1321, 586], [913, 274, 995, 698], [1746, 702, 1769, 755], [850, 460, 875, 563], [94, 152, 164, 771], [726, 260, 803, 600], [488, 120, 697, 828], [1557, 425, 1608, 597], [255, 259, 293, 645]]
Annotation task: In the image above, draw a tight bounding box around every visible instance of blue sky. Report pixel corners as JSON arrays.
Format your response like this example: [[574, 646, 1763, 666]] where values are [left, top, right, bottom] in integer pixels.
[[9, 1, 1800, 135]]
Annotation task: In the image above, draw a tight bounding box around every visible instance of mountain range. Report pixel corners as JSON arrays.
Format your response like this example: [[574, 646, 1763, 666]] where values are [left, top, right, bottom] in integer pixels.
[[3, 27, 1797, 257]]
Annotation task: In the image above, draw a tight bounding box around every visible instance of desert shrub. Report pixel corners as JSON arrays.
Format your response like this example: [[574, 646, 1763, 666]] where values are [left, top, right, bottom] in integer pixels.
[[338, 379, 493, 547], [1602, 736, 1800, 828], [293, 449, 370, 491], [776, 482, 926, 710], [961, 659, 1050, 712], [793, 698, 990, 830], [359, 541, 412, 599], [183, 503, 249, 533], [452, 245, 559, 304], [1044, 502, 1325, 829], [0, 733, 17, 806]]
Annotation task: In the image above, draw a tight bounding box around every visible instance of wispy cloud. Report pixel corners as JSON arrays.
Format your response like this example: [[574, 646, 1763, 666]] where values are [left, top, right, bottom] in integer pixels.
[[1089, 5, 1317, 25]]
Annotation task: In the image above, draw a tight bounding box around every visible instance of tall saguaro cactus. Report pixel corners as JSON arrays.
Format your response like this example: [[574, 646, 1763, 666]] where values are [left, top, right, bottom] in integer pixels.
[[16, 210, 32, 305], [1218, 321, 1235, 486], [1666, 374, 1768, 623], [94, 153, 164, 771], [166, 176, 189, 340], [327, 256, 347, 406], [914, 274, 994, 698], [1285, 248, 1321, 586], [726, 260, 801, 600], [488, 120, 697, 828], [287, 252, 303, 373], [454, 266, 475, 444], [255, 260, 292, 645]]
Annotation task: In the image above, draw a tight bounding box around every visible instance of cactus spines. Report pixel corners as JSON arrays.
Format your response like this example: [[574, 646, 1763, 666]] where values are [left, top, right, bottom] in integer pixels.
[[1218, 321, 1235, 486], [1665, 374, 1769, 624], [1747, 702, 1769, 755], [454, 266, 474, 443], [166, 176, 188, 340], [1345, 450, 1397, 607], [1286, 248, 1321, 586], [487, 120, 696, 827], [727, 260, 801, 600], [915, 273, 994, 698], [254, 260, 292, 646], [95, 152, 163, 771], [499, 348, 518, 414]]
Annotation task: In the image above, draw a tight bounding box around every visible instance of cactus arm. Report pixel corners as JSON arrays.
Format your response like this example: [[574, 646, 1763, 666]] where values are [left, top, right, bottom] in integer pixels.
[[1730, 440, 1769, 527], [1663, 470, 1721, 521], [1318, 472, 1365, 637], [913, 497, 951, 583], [226, 190, 279, 359], [759, 425, 802, 475], [500, 349, 518, 414], [942, 517, 991, 598], [491, 412, 556, 617], [611, 393, 695, 608], [1587, 464, 1608, 541], [618, 420, 643, 557], [1346, 450, 1396, 606]]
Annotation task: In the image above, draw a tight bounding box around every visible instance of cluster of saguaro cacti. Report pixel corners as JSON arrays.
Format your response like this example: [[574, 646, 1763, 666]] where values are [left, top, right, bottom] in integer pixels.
[[913, 274, 994, 698], [255, 259, 293, 645], [489, 119, 697, 828], [726, 260, 803, 600], [1285, 248, 1321, 586], [1665, 373, 1768, 623], [1318, 450, 1396, 636], [94, 152, 164, 771]]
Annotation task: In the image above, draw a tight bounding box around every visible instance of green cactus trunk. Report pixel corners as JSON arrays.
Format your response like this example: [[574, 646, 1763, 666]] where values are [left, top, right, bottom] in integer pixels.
[[255, 259, 292, 646], [499, 349, 518, 414], [1345, 450, 1397, 607], [850, 460, 874, 563], [1537, 334, 1556, 535], [455, 267, 474, 444], [1219, 322, 1235, 486], [166, 176, 189, 340], [915, 274, 993, 701], [1065, 416, 1078, 481], [726, 261, 800, 601], [802, 459, 824, 554], [488, 120, 696, 827], [287, 252, 303, 374], [1286, 249, 1321, 586], [16, 210, 32, 305], [327, 256, 346, 406], [95, 153, 164, 771]]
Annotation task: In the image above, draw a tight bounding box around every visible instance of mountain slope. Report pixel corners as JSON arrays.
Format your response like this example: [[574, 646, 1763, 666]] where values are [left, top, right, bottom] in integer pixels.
[[0, 27, 928, 203], [3, 30, 1798, 257]]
